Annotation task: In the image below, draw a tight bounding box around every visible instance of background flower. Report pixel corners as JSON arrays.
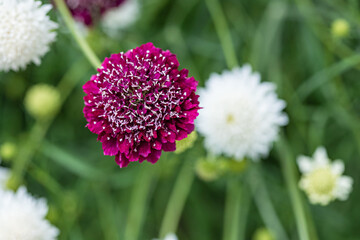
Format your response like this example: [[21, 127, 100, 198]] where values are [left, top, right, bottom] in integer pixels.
[[101, 0, 140, 37], [297, 147, 353, 205], [0, 0, 57, 72], [197, 65, 288, 161], [0, 187, 59, 240], [65, 0, 125, 26], [83, 42, 199, 167]]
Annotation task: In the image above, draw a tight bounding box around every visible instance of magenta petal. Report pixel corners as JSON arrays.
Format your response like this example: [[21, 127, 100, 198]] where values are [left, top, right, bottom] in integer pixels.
[[162, 142, 176, 152], [152, 140, 162, 150], [128, 149, 139, 162], [87, 120, 104, 134], [175, 129, 188, 141], [115, 153, 129, 168], [139, 141, 151, 157], [117, 138, 130, 154], [101, 135, 118, 156], [147, 149, 162, 164], [83, 79, 98, 94]]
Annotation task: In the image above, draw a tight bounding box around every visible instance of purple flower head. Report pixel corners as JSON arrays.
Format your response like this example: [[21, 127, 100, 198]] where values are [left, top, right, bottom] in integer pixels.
[[83, 43, 200, 168], [65, 0, 125, 25]]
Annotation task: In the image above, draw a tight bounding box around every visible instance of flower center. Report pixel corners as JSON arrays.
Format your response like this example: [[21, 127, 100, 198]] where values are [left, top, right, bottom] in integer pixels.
[[306, 168, 336, 195], [226, 114, 235, 124]]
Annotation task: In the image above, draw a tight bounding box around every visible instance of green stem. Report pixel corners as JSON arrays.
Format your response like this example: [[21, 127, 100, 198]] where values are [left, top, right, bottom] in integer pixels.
[[159, 158, 195, 238], [276, 136, 311, 240], [249, 164, 289, 240], [28, 162, 64, 196], [223, 177, 243, 240], [53, 0, 101, 69], [205, 0, 239, 68], [124, 164, 155, 240], [94, 185, 121, 240]]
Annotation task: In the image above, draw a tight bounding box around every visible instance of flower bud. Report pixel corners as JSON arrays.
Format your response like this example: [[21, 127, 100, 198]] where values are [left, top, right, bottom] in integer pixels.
[[24, 84, 61, 120], [331, 19, 350, 38]]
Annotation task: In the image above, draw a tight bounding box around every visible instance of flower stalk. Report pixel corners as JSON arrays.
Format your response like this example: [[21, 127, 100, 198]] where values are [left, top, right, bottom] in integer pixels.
[[159, 158, 195, 238], [53, 0, 101, 69], [223, 177, 245, 240], [204, 0, 239, 68], [124, 164, 155, 240], [276, 136, 313, 240]]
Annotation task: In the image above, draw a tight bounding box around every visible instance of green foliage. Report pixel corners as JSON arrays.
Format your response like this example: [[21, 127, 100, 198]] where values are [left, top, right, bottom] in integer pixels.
[[1, 0, 359, 239]]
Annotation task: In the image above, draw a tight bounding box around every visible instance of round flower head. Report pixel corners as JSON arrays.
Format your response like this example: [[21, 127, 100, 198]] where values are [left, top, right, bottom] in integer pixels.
[[197, 65, 288, 161], [65, 0, 125, 26], [83, 43, 200, 167], [24, 84, 61, 120], [101, 0, 139, 36], [0, 0, 57, 72], [0, 187, 59, 240], [297, 147, 353, 205]]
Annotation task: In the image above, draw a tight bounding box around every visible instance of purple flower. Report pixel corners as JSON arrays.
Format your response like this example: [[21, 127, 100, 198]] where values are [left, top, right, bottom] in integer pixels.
[[65, 0, 125, 25], [83, 43, 200, 168]]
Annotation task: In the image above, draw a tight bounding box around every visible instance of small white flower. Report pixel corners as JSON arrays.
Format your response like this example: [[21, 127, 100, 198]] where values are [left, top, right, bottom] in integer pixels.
[[0, 187, 59, 240], [0, 0, 57, 72], [101, 0, 139, 36], [297, 147, 353, 205], [197, 65, 288, 161]]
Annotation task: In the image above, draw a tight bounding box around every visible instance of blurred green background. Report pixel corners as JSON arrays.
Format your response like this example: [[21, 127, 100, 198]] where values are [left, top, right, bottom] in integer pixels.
[[0, 0, 359, 239]]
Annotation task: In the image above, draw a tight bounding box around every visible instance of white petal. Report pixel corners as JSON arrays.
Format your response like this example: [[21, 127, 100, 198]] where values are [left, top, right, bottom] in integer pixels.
[[331, 160, 344, 175], [297, 156, 313, 173], [313, 147, 329, 167], [333, 176, 353, 200]]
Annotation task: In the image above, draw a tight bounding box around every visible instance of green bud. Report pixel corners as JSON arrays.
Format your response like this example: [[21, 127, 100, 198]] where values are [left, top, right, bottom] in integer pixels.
[[252, 228, 275, 240], [195, 158, 224, 181], [224, 158, 247, 174], [47, 205, 60, 224], [24, 84, 61, 120], [175, 131, 198, 154], [6, 175, 21, 191], [0, 142, 17, 161], [331, 19, 350, 38]]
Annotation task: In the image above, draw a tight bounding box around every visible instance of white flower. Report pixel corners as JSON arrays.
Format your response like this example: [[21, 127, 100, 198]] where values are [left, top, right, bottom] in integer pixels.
[[297, 147, 353, 205], [101, 0, 139, 36], [197, 65, 288, 161], [0, 187, 59, 240], [0, 0, 57, 72], [0, 160, 10, 189]]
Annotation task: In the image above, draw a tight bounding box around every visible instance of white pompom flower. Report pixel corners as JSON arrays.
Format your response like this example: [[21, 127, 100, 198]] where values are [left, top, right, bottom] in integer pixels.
[[297, 147, 353, 205], [197, 65, 288, 161], [101, 0, 139, 36], [0, 0, 57, 72], [0, 187, 59, 240]]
